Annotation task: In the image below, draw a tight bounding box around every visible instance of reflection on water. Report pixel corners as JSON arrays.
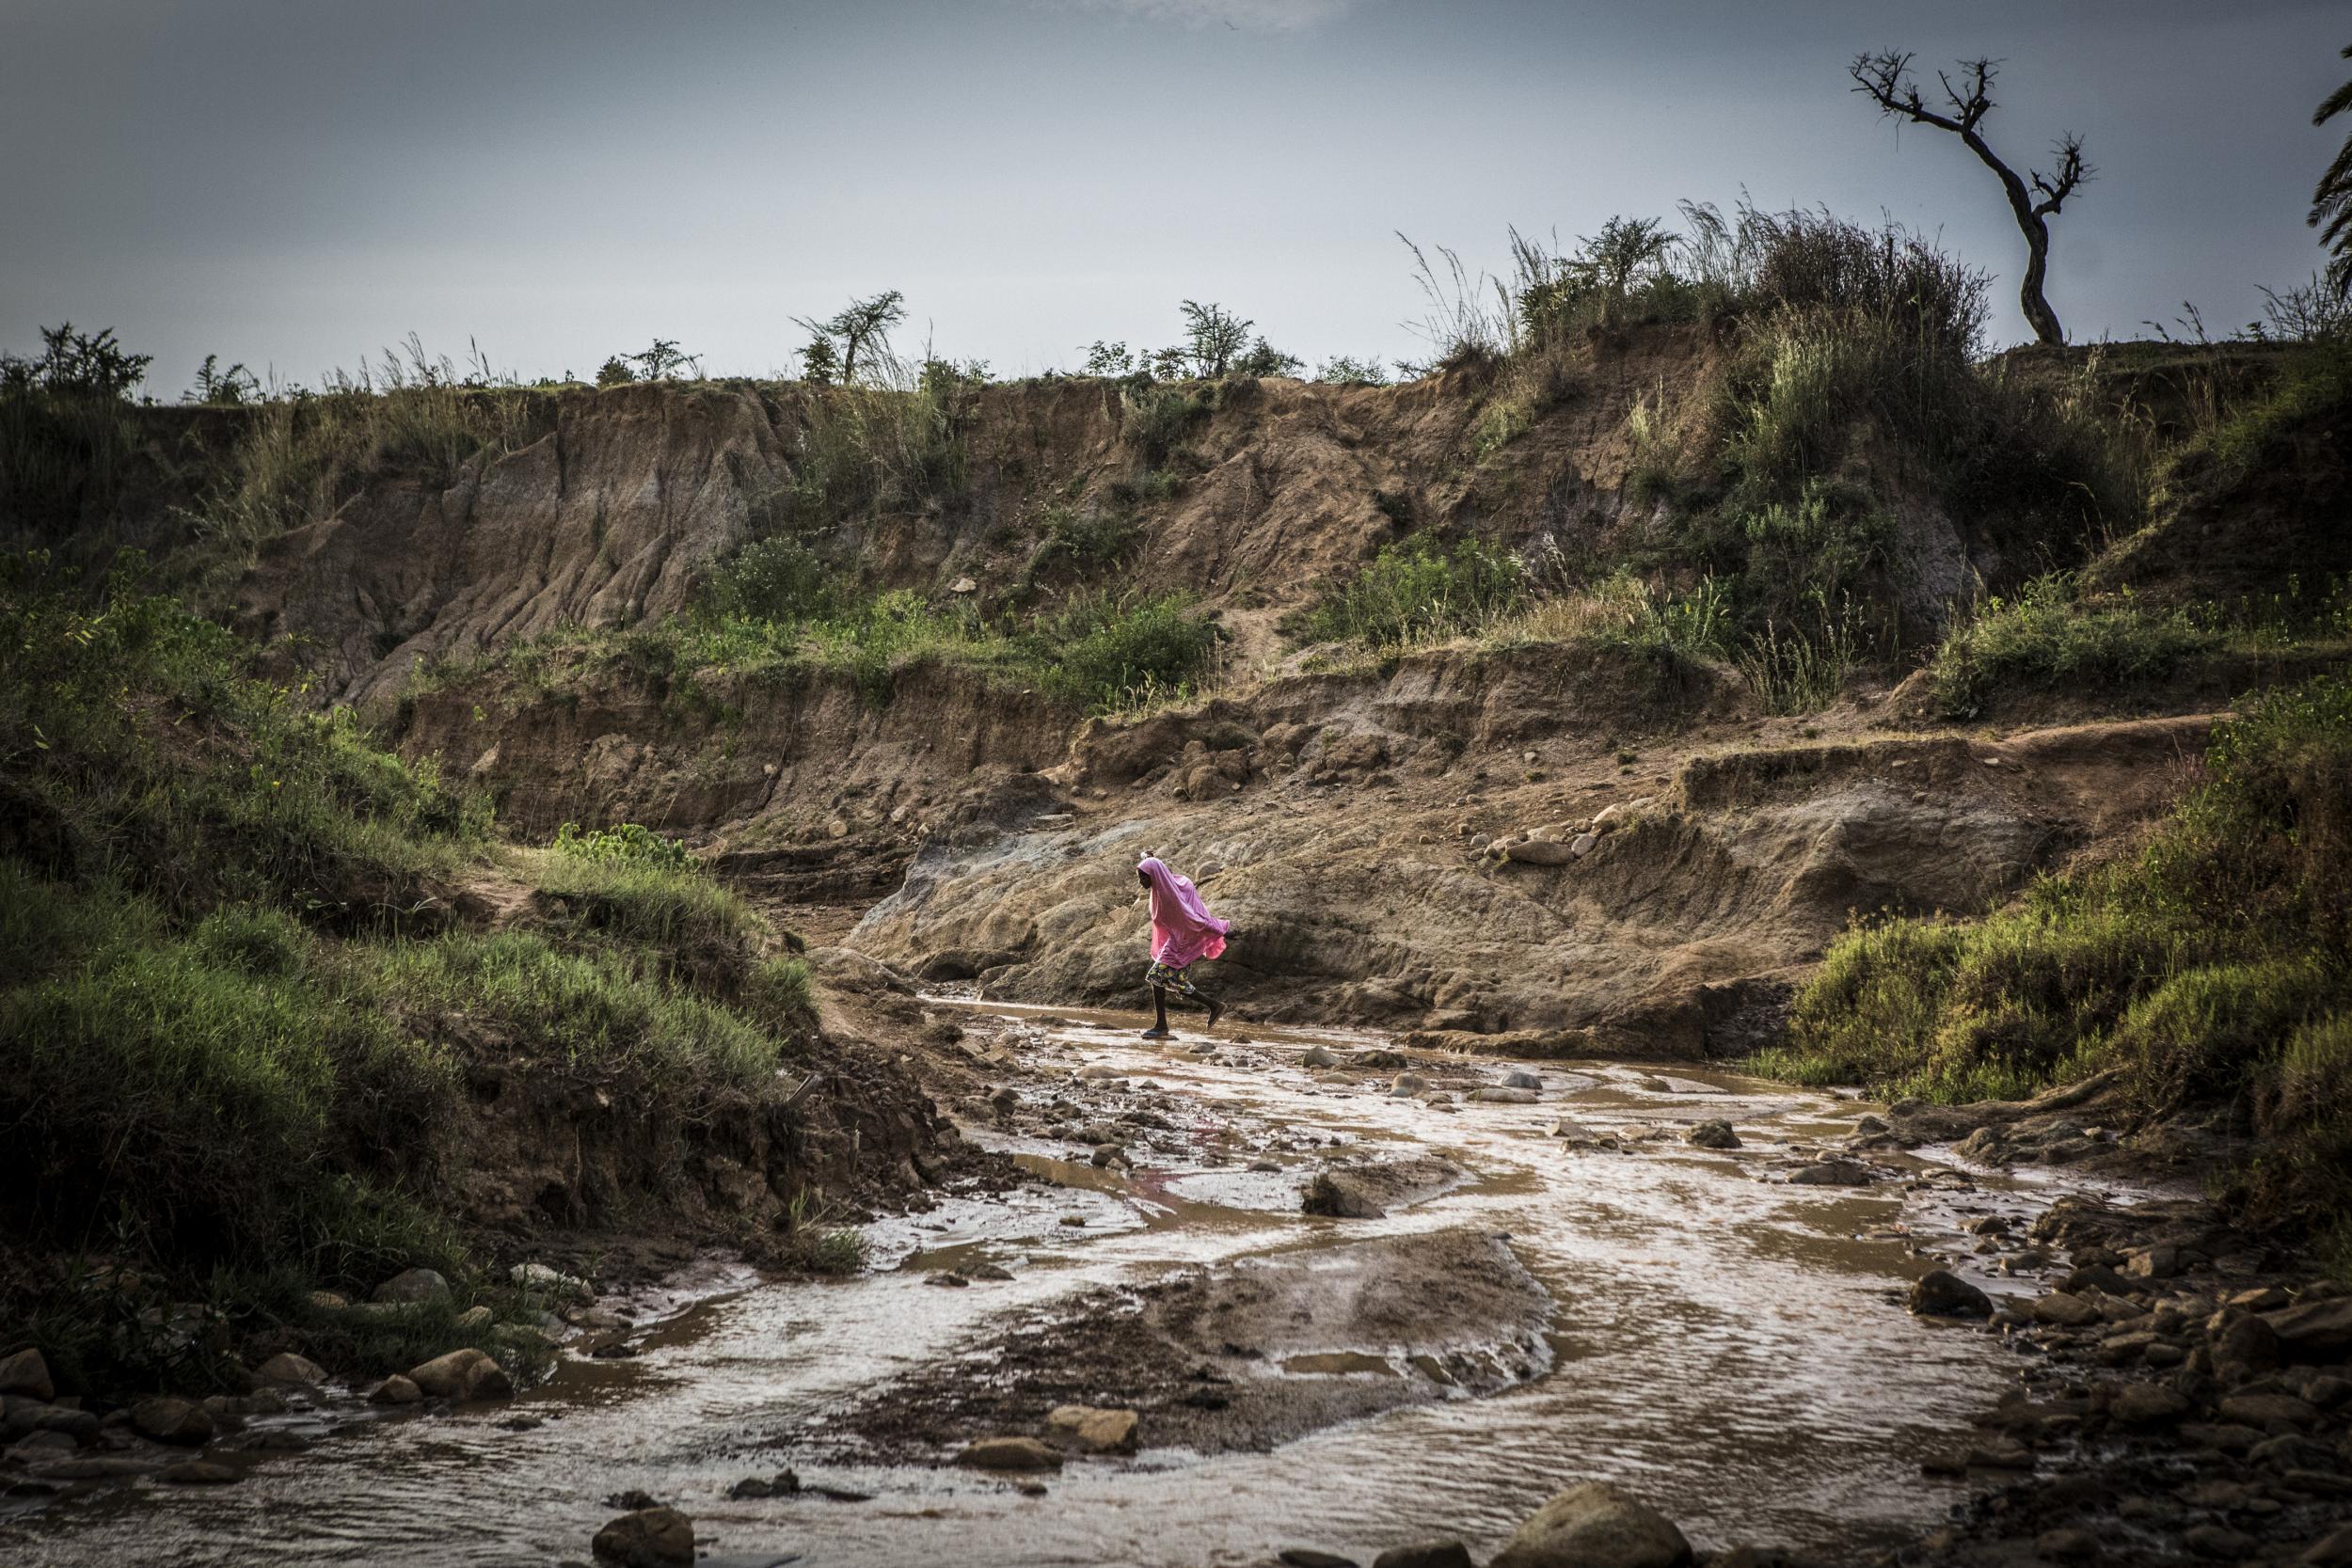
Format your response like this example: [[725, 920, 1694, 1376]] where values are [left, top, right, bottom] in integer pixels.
[[4, 1007, 2137, 1568]]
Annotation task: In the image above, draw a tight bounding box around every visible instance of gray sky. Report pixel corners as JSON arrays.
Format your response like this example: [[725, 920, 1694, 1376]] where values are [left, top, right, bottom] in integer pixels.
[[3, 0, 2345, 392]]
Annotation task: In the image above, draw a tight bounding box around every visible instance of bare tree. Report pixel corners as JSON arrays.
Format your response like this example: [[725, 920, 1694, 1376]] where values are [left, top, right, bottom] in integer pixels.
[[1850, 52, 2090, 346]]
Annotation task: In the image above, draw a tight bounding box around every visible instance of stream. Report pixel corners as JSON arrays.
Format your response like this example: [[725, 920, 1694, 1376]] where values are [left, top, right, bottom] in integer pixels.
[[6, 1003, 2138, 1568]]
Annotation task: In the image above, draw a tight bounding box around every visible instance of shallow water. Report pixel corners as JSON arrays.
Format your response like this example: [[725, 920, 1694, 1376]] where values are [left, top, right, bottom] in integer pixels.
[[5, 1006, 2141, 1568]]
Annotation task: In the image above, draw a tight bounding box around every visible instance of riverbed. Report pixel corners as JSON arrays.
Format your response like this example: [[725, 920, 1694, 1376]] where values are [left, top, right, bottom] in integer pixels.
[[4, 1005, 2135, 1568]]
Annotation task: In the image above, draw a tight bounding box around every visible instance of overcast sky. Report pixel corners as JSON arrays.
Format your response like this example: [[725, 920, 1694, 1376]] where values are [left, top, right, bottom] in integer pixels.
[[2, 0, 2345, 392]]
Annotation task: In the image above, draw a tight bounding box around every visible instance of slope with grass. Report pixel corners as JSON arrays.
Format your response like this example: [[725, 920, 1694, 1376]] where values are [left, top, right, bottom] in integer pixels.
[[0, 556, 968, 1399]]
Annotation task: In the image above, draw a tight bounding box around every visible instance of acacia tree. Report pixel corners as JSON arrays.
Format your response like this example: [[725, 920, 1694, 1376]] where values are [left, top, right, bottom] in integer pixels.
[[2312, 43, 2352, 299], [793, 290, 905, 386], [1850, 52, 2090, 346]]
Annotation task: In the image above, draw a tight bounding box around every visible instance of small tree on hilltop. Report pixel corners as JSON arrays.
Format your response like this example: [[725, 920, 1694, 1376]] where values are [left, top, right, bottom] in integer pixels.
[[792, 290, 906, 386], [185, 354, 261, 404], [1170, 301, 1252, 378], [2312, 43, 2352, 299], [1850, 51, 2090, 346], [0, 323, 151, 400], [625, 339, 699, 381], [596, 356, 634, 387]]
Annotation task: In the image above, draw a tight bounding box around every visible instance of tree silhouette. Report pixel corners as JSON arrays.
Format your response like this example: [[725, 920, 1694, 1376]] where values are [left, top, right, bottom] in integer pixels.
[[793, 291, 905, 387], [2312, 44, 2352, 299], [1850, 52, 2090, 346]]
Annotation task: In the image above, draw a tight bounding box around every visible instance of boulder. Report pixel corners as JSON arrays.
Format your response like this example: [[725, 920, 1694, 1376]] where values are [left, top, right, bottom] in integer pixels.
[[1374, 1544, 1475, 1568], [369, 1374, 424, 1405], [2110, 1385, 2190, 1425], [0, 1349, 55, 1401], [1788, 1163, 1871, 1187], [1909, 1270, 1992, 1320], [372, 1268, 451, 1305], [2269, 1297, 2352, 1356], [130, 1397, 214, 1445], [955, 1435, 1063, 1471], [1569, 832, 1599, 859], [1302, 1047, 1343, 1068], [1470, 1087, 1538, 1104], [254, 1353, 327, 1387], [592, 1506, 694, 1567], [1503, 1070, 1543, 1090], [2214, 1314, 2281, 1384], [407, 1348, 513, 1402], [1301, 1172, 1385, 1219], [1491, 1481, 1692, 1568], [1046, 1403, 1139, 1454], [2032, 1292, 2104, 1328], [2218, 1392, 2318, 1428], [508, 1259, 588, 1297], [1687, 1120, 1741, 1150], [1504, 838, 1577, 866]]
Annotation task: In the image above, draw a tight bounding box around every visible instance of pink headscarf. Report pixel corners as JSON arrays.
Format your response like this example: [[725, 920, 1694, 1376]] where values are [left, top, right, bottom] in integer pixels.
[[1137, 856, 1229, 968]]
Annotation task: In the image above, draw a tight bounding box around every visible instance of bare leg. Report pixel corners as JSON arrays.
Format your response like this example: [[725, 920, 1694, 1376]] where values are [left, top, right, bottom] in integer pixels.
[[1142, 986, 1172, 1038]]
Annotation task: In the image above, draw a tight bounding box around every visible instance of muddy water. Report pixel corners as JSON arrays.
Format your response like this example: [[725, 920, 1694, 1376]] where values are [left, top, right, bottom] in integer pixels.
[[7, 1007, 2136, 1568]]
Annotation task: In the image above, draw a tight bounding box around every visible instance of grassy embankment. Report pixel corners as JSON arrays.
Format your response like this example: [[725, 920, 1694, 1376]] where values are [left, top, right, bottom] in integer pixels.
[[1756, 672, 2351, 1262], [0, 554, 849, 1399]]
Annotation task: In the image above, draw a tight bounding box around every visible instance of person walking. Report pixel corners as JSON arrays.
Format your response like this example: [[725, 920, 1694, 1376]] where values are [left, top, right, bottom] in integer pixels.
[[1135, 855, 1228, 1039]]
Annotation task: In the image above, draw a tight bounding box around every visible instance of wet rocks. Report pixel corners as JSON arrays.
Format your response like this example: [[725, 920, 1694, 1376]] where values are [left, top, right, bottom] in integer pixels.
[[509, 1262, 593, 1301], [372, 1268, 450, 1305], [407, 1348, 513, 1402], [592, 1505, 695, 1566], [1302, 1047, 1343, 1069], [1047, 1403, 1139, 1453], [0, 1349, 55, 1401], [2270, 1296, 2352, 1356], [369, 1375, 423, 1405], [1687, 1120, 1741, 1150], [1909, 1270, 1993, 1319], [130, 1397, 214, 1445], [254, 1353, 327, 1386], [2109, 1385, 2190, 1425], [1491, 1480, 1692, 1568], [728, 1470, 800, 1498], [1502, 1070, 1543, 1090], [955, 1435, 1064, 1471], [2031, 1292, 2105, 1328], [1373, 1544, 1475, 1568], [1470, 1087, 1539, 1104], [1279, 1551, 1359, 1568], [1788, 1162, 1871, 1186], [1303, 1171, 1384, 1219]]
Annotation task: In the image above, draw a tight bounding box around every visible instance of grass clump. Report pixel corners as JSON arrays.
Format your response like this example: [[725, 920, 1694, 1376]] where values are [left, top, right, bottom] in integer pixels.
[[1759, 673, 2352, 1248], [1299, 536, 1525, 648]]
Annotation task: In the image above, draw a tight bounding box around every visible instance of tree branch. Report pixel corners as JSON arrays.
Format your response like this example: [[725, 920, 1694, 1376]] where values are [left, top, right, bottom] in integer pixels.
[[2029, 134, 2092, 217]]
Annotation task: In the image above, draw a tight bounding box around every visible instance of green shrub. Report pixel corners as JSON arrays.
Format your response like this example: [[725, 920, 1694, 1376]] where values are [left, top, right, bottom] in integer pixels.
[[1301, 536, 1524, 648], [708, 535, 839, 623], [1035, 591, 1216, 711], [1926, 576, 2214, 719], [553, 820, 696, 871], [1120, 384, 1205, 468]]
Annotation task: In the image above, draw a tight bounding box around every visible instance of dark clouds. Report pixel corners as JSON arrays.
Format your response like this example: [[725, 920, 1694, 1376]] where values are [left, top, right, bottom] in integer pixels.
[[0, 0, 2343, 390]]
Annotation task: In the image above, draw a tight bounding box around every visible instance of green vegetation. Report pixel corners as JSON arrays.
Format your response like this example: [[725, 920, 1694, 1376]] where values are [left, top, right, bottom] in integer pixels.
[[1758, 673, 2352, 1251], [1297, 535, 1525, 647], [0, 557, 827, 1395], [1927, 573, 2352, 719]]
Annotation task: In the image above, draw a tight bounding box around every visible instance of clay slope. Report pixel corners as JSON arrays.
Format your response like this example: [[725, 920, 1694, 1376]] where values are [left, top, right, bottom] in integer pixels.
[[849, 659, 2217, 1055], [235, 326, 2025, 708]]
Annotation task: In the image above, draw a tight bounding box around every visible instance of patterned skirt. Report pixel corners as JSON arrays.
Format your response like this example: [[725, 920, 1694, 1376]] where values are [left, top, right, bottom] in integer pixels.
[[1144, 959, 1203, 995]]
